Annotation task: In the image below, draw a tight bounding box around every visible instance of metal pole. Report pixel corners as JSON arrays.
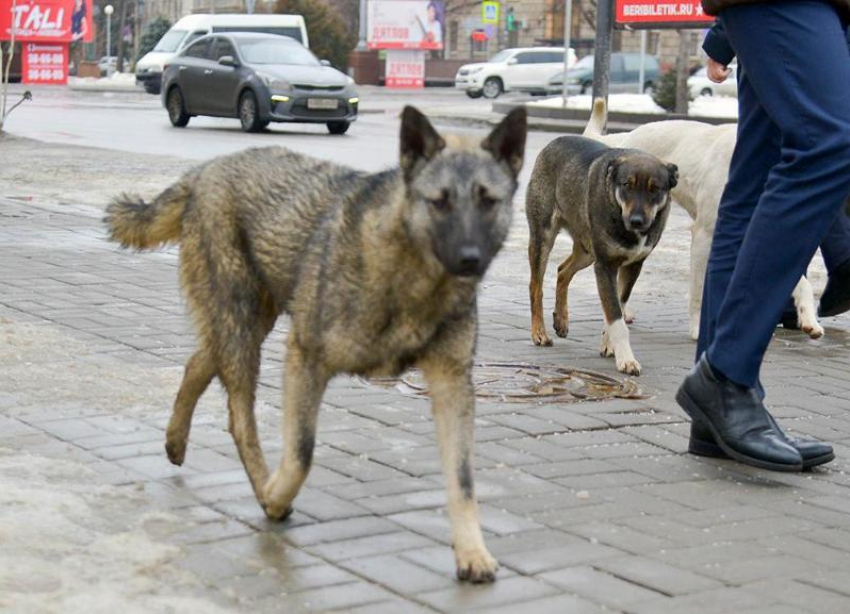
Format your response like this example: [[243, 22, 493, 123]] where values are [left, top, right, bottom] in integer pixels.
[[357, 0, 368, 50], [638, 29, 646, 94], [560, 0, 572, 107], [591, 0, 613, 129], [105, 6, 112, 77]]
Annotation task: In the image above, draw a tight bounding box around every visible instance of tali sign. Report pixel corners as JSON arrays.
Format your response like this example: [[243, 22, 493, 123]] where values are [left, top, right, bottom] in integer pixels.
[[615, 0, 714, 28], [0, 0, 93, 42]]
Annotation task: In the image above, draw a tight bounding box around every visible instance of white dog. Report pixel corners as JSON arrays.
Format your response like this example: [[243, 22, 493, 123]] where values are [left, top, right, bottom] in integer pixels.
[[583, 99, 823, 341]]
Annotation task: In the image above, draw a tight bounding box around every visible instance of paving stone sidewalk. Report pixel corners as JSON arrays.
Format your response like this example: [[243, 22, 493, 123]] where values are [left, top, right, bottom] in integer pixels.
[[3, 176, 850, 613]]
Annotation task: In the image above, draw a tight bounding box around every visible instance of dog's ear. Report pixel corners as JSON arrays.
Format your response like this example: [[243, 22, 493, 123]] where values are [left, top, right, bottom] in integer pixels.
[[606, 157, 621, 189], [400, 106, 445, 182], [666, 163, 679, 190], [482, 107, 527, 177]]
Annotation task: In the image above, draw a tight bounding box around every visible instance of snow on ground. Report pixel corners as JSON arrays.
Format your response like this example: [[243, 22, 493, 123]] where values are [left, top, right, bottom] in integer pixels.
[[0, 449, 234, 614], [68, 72, 140, 91], [528, 93, 667, 114], [528, 93, 740, 120], [689, 94, 739, 119]]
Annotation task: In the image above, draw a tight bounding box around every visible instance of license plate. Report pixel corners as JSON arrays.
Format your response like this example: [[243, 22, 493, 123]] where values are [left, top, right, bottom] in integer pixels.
[[307, 98, 339, 110]]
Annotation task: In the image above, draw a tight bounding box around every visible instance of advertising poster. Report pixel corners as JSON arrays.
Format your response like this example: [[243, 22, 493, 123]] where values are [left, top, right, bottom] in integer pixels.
[[1, 0, 93, 43], [368, 0, 445, 50], [615, 0, 713, 28], [385, 49, 425, 88], [22, 41, 67, 84]]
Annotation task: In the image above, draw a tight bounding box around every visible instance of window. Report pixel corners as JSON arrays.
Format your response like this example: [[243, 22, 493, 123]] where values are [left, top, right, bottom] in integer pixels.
[[543, 51, 564, 63], [183, 39, 211, 59], [623, 54, 644, 72], [153, 30, 187, 52], [449, 21, 458, 53], [213, 38, 236, 61], [184, 30, 208, 47], [514, 52, 535, 65], [212, 26, 304, 44]]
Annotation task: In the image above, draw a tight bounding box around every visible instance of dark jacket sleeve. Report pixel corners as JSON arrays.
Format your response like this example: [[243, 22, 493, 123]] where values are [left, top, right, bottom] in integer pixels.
[[702, 21, 736, 66]]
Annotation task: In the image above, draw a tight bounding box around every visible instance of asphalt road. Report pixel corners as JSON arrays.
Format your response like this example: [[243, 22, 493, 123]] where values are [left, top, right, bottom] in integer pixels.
[[3, 84, 552, 174]]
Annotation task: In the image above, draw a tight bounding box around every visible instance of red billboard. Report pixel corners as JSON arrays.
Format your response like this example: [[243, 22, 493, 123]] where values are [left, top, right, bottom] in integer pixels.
[[22, 41, 67, 83], [615, 0, 714, 28], [1, 0, 93, 43]]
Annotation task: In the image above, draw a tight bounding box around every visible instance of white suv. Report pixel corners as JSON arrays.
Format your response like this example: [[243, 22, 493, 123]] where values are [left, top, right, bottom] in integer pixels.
[[455, 47, 576, 99]]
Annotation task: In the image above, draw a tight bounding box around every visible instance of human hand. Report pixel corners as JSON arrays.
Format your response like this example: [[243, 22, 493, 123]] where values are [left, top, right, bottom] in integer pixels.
[[707, 58, 731, 83]]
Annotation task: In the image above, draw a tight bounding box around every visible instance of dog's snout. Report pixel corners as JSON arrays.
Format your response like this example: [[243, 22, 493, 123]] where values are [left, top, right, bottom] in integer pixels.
[[627, 213, 648, 231], [457, 246, 482, 276]]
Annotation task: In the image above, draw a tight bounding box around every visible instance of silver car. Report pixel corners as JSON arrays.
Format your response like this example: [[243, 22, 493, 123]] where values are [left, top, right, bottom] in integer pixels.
[[161, 32, 358, 134]]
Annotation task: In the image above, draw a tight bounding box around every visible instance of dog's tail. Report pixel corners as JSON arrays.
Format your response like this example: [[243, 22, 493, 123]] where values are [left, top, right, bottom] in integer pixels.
[[105, 177, 193, 249], [583, 98, 608, 137]]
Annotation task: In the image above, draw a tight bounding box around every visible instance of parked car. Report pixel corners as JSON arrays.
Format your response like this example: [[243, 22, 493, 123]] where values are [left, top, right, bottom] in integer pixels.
[[546, 52, 661, 95], [136, 13, 309, 95], [455, 47, 577, 99], [688, 64, 738, 98], [98, 56, 117, 75], [161, 32, 358, 134]]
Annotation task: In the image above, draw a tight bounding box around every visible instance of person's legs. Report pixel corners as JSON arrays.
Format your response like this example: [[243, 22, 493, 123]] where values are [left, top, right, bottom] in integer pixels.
[[707, 2, 850, 387], [695, 61, 780, 360]]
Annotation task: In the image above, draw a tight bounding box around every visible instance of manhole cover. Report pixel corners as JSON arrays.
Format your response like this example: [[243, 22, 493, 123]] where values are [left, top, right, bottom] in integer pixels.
[[359, 362, 643, 403]]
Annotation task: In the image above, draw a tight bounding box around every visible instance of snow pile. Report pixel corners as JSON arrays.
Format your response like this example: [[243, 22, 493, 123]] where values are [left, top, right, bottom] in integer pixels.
[[0, 450, 233, 614], [527, 93, 667, 115], [689, 95, 739, 119]]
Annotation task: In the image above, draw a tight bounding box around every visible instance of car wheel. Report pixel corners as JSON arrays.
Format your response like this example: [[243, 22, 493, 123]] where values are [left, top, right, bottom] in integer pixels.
[[239, 90, 265, 133], [466, 90, 483, 99], [700, 87, 713, 97], [327, 120, 350, 135], [482, 77, 503, 99], [580, 81, 592, 95], [166, 87, 190, 128], [144, 81, 161, 95]]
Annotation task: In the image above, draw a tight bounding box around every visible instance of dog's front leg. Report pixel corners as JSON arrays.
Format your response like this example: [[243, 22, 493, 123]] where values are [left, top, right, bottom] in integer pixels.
[[792, 276, 824, 339], [595, 261, 641, 376], [689, 220, 714, 341], [420, 355, 497, 583], [263, 341, 329, 521]]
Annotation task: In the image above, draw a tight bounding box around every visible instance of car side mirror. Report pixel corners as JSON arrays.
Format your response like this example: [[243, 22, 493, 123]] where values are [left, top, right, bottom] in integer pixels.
[[219, 55, 238, 67], [507, 58, 518, 65], [319, 59, 331, 67]]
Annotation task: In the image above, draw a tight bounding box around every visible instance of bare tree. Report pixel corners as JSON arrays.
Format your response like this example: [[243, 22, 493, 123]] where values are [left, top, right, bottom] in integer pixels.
[[675, 30, 690, 114]]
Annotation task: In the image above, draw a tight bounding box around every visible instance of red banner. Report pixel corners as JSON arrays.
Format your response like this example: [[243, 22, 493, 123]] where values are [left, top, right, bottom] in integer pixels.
[[1, 0, 93, 43], [385, 50, 424, 89], [22, 41, 67, 83], [615, 0, 714, 28]]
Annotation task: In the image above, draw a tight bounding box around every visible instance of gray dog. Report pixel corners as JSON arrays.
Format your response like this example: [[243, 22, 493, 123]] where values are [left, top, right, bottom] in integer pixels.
[[526, 135, 678, 375], [105, 106, 527, 583]]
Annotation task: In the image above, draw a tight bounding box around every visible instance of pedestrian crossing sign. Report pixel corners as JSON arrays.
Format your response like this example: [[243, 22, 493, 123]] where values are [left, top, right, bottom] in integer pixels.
[[482, 1, 500, 25]]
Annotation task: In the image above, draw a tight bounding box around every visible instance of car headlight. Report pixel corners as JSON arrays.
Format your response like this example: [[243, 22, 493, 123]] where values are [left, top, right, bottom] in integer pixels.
[[567, 77, 582, 85], [258, 72, 290, 90], [469, 66, 483, 75]]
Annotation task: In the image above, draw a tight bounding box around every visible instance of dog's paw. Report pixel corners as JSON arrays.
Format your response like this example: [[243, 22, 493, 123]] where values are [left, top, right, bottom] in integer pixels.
[[600, 331, 614, 357], [624, 305, 636, 324], [531, 329, 553, 347], [164, 438, 186, 466], [552, 311, 569, 338], [617, 358, 642, 376], [262, 501, 294, 522], [456, 547, 498, 584], [802, 320, 825, 340]]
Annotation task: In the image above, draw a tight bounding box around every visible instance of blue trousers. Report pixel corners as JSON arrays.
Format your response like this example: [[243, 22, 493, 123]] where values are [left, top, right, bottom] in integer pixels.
[[697, 1, 850, 388]]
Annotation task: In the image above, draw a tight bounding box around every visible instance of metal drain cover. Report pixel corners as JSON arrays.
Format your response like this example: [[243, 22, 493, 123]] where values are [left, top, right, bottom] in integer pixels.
[[360, 362, 643, 403]]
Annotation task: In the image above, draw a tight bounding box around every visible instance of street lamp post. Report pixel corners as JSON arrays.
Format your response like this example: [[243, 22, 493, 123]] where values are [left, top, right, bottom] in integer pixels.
[[105, 4, 114, 78], [560, 0, 572, 107]]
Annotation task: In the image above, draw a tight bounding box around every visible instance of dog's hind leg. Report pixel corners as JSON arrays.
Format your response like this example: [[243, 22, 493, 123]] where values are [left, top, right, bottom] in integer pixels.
[[419, 343, 497, 583], [528, 220, 559, 347], [689, 220, 714, 341], [165, 347, 217, 466], [553, 244, 594, 338], [792, 276, 824, 339], [617, 260, 644, 326], [263, 341, 329, 521]]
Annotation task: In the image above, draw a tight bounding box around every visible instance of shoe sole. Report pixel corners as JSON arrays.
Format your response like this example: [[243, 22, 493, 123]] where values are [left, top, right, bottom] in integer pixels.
[[689, 436, 834, 470], [676, 386, 803, 472]]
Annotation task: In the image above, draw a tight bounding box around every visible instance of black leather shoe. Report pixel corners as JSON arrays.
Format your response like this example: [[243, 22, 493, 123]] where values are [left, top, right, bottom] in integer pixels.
[[676, 355, 803, 471], [689, 418, 834, 469], [819, 259, 850, 317]]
